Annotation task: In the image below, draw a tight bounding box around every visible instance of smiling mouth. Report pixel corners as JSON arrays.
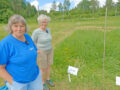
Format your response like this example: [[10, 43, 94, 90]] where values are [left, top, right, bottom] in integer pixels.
[[18, 32, 23, 34]]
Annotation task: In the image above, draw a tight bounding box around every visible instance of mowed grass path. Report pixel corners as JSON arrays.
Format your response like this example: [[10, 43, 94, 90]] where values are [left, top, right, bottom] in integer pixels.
[[0, 16, 120, 90]]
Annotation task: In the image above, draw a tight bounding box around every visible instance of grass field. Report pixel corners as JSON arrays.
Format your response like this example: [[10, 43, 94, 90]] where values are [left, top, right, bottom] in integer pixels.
[[0, 16, 120, 90]]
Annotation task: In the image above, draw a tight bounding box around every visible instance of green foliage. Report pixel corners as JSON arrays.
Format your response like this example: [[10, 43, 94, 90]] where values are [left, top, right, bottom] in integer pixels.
[[52, 29, 120, 89], [58, 2, 64, 11], [63, 0, 71, 11], [0, 9, 14, 23], [117, 0, 120, 15], [38, 10, 48, 16], [105, 0, 115, 10], [0, 0, 37, 23], [0, 0, 120, 23], [0, 0, 13, 23], [77, 0, 91, 11], [90, 0, 99, 14], [51, 0, 57, 11]]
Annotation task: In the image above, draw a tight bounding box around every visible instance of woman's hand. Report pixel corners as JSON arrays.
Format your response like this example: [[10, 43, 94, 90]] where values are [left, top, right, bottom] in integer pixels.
[[0, 65, 13, 85], [9, 79, 13, 84]]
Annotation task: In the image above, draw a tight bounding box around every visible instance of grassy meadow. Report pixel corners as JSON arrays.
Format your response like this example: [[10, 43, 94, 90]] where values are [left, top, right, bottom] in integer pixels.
[[0, 16, 120, 90]]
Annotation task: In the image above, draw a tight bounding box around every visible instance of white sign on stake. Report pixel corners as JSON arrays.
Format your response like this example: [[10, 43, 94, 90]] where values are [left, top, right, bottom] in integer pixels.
[[116, 76, 120, 86], [68, 66, 79, 76]]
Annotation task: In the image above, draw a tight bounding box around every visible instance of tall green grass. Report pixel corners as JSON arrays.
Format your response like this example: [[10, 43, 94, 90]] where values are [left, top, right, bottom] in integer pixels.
[[51, 30, 120, 90]]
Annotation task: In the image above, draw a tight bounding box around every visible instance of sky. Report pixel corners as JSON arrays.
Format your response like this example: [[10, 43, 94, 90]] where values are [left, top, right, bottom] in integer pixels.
[[27, 0, 119, 13]]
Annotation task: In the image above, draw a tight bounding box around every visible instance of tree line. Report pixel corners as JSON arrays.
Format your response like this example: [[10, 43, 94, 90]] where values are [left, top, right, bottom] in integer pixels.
[[50, 0, 120, 20], [0, 0, 120, 23], [0, 0, 37, 23]]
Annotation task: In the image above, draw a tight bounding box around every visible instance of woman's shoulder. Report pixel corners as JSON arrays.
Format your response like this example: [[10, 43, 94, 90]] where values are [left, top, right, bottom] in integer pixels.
[[47, 28, 50, 31], [0, 35, 11, 43], [33, 28, 41, 33], [0, 35, 11, 46], [24, 33, 31, 39]]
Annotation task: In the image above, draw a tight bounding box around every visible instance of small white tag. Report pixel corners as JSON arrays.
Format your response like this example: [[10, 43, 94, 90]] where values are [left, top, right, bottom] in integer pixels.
[[29, 47, 34, 50], [116, 76, 120, 86], [68, 66, 79, 76]]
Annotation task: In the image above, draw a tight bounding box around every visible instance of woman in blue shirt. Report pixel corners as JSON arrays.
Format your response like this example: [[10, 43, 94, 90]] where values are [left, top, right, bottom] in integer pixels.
[[0, 15, 43, 90]]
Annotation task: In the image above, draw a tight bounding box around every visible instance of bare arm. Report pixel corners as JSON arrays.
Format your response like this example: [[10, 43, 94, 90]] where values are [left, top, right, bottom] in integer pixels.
[[0, 65, 13, 84], [37, 50, 40, 54]]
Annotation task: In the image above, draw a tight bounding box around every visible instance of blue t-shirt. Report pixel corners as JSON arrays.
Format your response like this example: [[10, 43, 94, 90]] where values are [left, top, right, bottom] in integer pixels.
[[0, 34, 39, 83]]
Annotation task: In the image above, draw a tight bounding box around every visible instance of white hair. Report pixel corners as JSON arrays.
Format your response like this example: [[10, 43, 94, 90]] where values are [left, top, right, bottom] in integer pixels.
[[6, 14, 29, 33], [37, 14, 51, 25]]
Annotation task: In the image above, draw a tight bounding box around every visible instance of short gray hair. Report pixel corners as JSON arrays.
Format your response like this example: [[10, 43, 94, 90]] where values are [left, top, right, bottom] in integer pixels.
[[37, 14, 51, 25], [6, 14, 28, 33]]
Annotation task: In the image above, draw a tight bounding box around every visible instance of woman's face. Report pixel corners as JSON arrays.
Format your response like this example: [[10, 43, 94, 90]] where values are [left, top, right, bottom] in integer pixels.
[[11, 22, 25, 37], [40, 20, 48, 29]]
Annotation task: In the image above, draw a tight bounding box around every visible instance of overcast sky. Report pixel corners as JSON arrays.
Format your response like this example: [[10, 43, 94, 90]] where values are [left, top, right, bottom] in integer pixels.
[[27, 0, 119, 13]]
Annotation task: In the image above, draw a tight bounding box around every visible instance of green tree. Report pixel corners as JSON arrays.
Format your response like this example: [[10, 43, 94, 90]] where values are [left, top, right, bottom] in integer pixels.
[[117, 0, 120, 15], [77, 0, 91, 11], [51, 0, 57, 11], [105, 0, 114, 10], [0, 0, 37, 23], [90, 0, 99, 14], [63, 0, 70, 11], [26, 3, 32, 17], [58, 2, 63, 11], [11, 0, 19, 13], [0, 0, 13, 23]]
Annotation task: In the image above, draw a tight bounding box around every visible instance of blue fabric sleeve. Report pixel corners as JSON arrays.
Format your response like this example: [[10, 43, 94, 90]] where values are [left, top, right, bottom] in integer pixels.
[[0, 42, 9, 65]]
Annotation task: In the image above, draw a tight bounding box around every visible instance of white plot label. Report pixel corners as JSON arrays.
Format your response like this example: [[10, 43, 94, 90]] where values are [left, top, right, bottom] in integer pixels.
[[68, 66, 79, 76], [116, 76, 120, 86]]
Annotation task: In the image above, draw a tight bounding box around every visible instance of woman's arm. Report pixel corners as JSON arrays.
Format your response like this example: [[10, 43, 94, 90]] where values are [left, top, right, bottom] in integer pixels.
[[0, 65, 13, 84], [37, 49, 40, 54], [33, 42, 40, 54]]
